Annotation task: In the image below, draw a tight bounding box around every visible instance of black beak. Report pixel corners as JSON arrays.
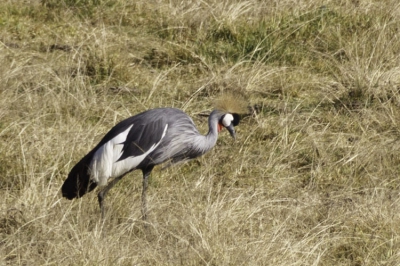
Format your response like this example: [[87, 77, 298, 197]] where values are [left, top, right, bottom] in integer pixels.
[[226, 124, 236, 140]]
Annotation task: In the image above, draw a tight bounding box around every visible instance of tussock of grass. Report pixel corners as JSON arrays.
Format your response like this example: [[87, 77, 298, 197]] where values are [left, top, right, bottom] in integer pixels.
[[1, 0, 400, 264]]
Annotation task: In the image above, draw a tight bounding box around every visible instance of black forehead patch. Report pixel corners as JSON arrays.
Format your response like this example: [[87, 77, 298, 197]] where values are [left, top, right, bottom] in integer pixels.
[[232, 113, 240, 126]]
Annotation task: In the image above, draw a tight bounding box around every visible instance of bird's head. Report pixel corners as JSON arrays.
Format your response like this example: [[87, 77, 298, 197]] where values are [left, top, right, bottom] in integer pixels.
[[212, 92, 246, 140], [217, 113, 240, 140]]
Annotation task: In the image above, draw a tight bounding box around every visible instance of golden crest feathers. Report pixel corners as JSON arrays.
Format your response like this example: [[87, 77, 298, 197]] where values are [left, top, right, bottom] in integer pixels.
[[213, 93, 248, 114]]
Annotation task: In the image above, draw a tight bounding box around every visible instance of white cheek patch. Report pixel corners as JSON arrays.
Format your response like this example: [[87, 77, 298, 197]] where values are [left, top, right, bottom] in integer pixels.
[[222, 113, 234, 127]]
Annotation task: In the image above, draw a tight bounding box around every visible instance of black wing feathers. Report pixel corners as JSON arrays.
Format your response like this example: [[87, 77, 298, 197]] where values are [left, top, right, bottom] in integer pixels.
[[95, 116, 138, 148], [118, 118, 166, 161]]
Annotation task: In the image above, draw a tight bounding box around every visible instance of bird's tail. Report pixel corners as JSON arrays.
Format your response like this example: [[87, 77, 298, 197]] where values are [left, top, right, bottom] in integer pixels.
[[62, 151, 97, 199]]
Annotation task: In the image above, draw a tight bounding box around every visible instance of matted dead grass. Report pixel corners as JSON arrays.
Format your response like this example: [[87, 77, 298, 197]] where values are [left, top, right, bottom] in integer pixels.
[[1, 0, 400, 265]]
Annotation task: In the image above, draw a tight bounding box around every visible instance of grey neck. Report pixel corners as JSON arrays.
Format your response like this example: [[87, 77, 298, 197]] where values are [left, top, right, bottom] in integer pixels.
[[192, 110, 221, 156]]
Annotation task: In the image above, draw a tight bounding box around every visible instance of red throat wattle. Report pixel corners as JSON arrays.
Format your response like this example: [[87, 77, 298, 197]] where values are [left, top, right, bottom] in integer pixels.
[[217, 123, 223, 133]]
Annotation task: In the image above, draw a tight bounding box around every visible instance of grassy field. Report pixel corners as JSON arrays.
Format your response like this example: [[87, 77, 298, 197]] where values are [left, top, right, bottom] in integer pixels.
[[1, 0, 400, 264]]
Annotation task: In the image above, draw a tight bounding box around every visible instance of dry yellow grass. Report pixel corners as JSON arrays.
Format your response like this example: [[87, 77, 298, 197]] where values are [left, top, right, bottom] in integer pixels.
[[1, 0, 400, 265]]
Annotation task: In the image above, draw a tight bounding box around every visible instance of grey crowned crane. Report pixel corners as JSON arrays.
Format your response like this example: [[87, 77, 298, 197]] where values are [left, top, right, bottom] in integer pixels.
[[61, 107, 240, 220]]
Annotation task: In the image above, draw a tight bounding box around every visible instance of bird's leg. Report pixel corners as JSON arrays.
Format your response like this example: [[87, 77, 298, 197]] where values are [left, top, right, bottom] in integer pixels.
[[141, 175, 148, 221], [141, 166, 154, 221], [97, 175, 125, 220]]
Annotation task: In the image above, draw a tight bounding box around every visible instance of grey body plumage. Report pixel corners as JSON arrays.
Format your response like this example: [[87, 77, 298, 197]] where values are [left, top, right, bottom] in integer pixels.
[[61, 107, 240, 219]]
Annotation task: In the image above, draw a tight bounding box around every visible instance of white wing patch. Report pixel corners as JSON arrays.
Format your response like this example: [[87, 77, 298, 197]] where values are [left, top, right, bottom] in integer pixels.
[[89, 124, 168, 186]]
